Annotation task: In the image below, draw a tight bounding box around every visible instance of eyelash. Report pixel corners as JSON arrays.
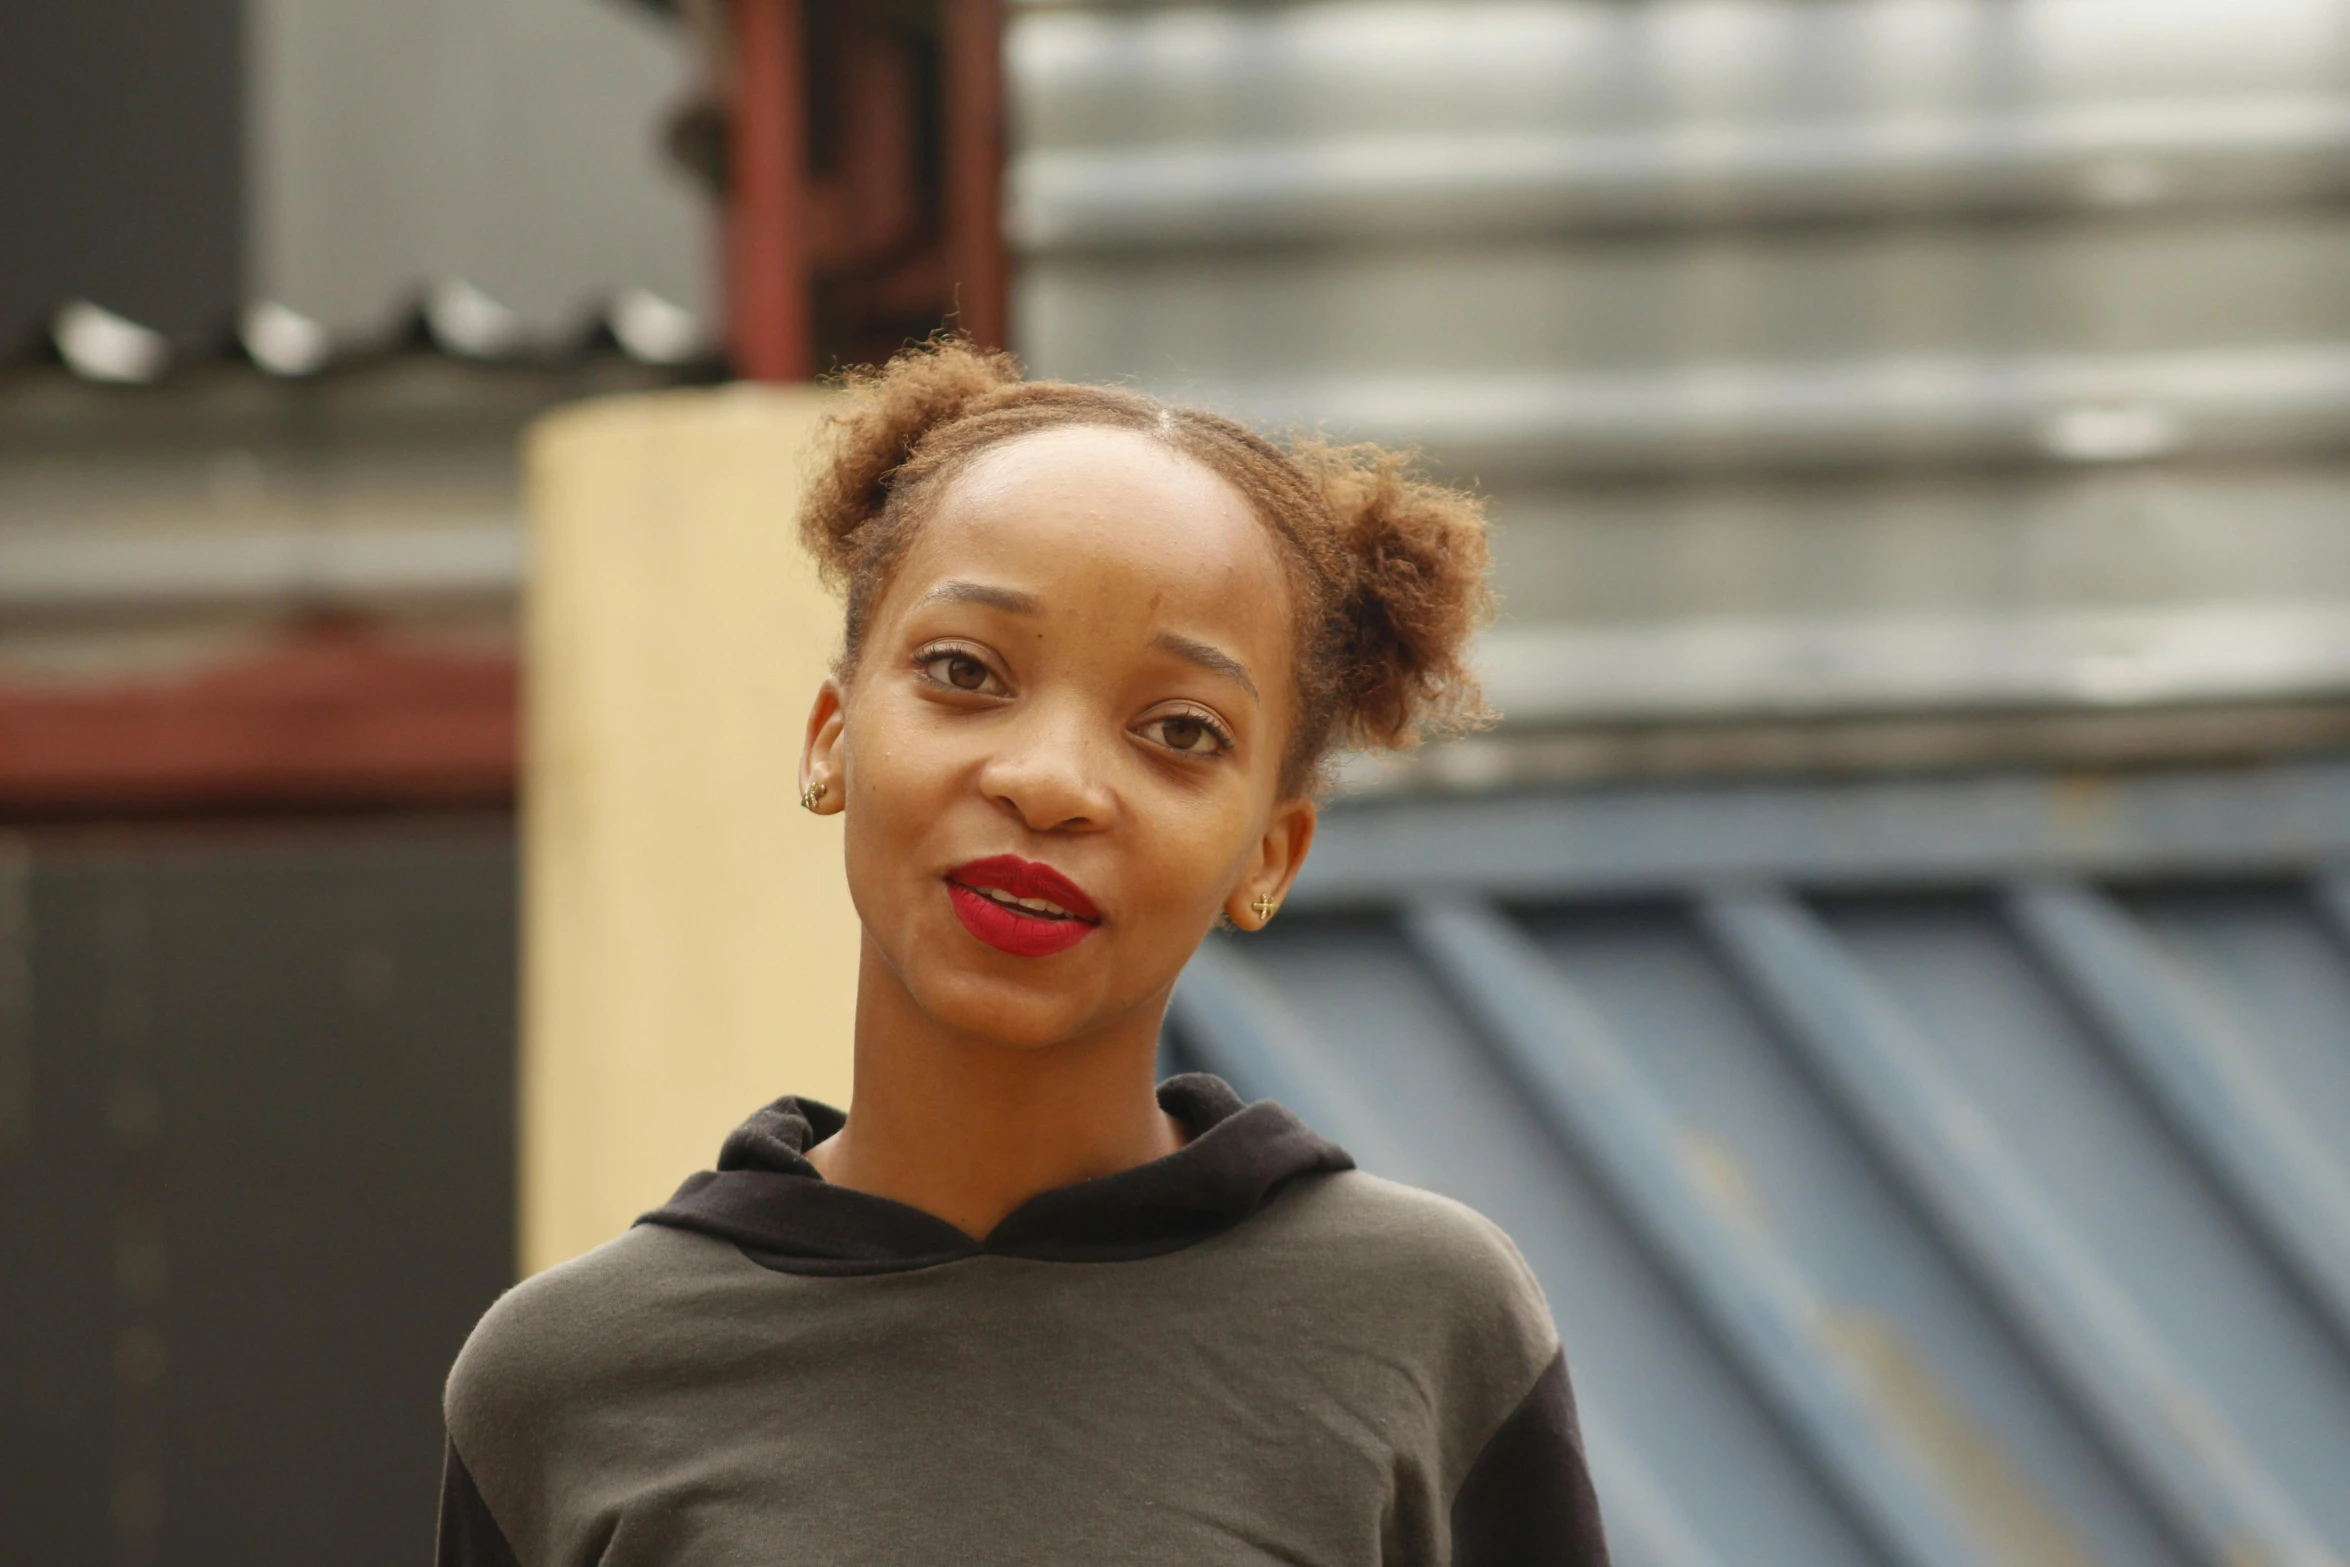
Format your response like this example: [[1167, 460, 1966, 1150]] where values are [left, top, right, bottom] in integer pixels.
[[912, 643, 1235, 759], [1146, 706, 1235, 758], [913, 642, 1004, 695]]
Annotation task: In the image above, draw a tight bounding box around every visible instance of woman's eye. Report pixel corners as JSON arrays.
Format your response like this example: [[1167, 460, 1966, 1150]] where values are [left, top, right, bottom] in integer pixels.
[[923, 652, 995, 692], [1153, 714, 1227, 754]]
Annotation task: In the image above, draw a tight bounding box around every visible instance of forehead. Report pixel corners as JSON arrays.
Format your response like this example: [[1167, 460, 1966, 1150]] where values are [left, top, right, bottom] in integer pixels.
[[892, 424, 1294, 628]]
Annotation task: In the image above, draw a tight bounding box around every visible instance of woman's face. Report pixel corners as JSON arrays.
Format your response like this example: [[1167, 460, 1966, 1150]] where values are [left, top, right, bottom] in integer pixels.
[[802, 424, 1316, 1051]]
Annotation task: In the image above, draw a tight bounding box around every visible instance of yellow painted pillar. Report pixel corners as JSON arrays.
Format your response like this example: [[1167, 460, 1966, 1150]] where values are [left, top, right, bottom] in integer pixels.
[[519, 385, 856, 1276]]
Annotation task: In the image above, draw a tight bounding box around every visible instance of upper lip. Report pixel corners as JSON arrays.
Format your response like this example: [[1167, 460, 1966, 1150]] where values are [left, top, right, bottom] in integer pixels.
[[946, 855, 1102, 922]]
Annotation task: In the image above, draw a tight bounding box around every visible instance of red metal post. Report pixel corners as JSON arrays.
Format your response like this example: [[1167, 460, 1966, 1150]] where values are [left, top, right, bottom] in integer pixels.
[[940, 0, 1008, 349], [728, 0, 813, 381]]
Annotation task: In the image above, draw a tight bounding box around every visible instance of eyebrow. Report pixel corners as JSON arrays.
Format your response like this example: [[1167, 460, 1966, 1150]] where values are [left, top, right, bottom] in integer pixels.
[[1155, 631, 1258, 699], [919, 579, 1039, 614], [921, 580, 1256, 698]]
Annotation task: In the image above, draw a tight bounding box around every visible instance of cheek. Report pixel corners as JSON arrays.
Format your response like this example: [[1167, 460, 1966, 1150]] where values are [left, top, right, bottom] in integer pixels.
[[1130, 792, 1262, 922], [841, 682, 949, 796], [836, 699, 946, 878]]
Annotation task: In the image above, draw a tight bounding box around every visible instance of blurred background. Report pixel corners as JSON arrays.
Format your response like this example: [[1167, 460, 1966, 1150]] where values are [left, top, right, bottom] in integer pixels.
[[8, 2, 2350, 1564]]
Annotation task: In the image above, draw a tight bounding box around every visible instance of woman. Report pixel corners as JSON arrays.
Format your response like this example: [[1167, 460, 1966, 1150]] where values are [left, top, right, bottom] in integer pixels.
[[437, 341, 1610, 1566]]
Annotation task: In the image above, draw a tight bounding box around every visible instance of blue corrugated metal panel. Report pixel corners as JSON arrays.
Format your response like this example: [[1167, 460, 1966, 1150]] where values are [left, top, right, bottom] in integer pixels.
[[1166, 756, 2350, 1567]]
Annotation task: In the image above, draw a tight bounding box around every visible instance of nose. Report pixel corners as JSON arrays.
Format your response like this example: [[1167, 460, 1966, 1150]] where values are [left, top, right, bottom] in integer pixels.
[[977, 694, 1115, 833]]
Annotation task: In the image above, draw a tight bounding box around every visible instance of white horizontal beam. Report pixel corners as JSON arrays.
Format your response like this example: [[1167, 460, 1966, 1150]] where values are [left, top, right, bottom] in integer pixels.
[[0, 524, 523, 611], [1185, 342, 2350, 476], [1016, 96, 2350, 248], [1478, 600, 2350, 724]]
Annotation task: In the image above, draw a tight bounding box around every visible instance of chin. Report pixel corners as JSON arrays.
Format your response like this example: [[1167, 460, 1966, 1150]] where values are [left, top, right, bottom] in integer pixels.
[[921, 969, 1105, 1051]]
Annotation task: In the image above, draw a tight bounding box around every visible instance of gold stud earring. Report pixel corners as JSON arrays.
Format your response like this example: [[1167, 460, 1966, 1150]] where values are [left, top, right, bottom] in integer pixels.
[[1251, 895, 1279, 924], [799, 780, 828, 812]]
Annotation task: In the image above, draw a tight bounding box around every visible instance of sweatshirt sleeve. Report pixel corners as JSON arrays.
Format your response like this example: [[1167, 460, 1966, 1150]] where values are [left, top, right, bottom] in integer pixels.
[[1447, 1349, 1612, 1567], [436, 1436, 525, 1567]]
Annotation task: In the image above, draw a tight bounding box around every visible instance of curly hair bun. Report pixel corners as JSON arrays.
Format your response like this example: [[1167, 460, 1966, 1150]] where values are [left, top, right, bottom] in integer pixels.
[[1297, 440, 1496, 755], [799, 340, 1021, 592]]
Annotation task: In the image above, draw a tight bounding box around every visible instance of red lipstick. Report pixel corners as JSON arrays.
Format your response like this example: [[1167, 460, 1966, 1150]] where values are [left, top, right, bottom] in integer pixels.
[[945, 855, 1101, 957]]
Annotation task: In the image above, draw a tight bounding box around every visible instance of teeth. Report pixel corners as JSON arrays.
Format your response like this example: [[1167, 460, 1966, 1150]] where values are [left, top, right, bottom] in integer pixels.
[[976, 885, 1072, 918]]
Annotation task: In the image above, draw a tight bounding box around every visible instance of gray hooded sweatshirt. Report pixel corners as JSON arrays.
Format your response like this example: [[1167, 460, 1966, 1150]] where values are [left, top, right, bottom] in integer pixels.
[[437, 1074, 1609, 1566]]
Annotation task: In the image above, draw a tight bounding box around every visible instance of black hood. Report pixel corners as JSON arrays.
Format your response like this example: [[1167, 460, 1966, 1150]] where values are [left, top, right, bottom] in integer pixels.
[[640, 1073, 1355, 1276]]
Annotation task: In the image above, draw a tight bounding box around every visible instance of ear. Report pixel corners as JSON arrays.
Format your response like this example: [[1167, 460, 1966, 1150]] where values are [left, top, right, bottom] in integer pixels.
[[799, 675, 848, 814], [1226, 794, 1318, 932]]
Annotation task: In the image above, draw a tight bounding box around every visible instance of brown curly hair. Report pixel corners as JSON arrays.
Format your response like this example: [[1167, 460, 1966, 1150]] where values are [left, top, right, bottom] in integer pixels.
[[800, 338, 1495, 794]]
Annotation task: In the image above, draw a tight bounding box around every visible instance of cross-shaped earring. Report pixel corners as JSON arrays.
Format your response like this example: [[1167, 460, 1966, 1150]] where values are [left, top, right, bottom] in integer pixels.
[[1250, 895, 1279, 924]]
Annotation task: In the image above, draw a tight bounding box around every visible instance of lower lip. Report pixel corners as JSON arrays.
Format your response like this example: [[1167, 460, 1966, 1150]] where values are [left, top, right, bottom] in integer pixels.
[[947, 881, 1100, 957]]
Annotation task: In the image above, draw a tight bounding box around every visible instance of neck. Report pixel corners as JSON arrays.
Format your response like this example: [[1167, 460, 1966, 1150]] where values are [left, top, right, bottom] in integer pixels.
[[807, 933, 1187, 1239]]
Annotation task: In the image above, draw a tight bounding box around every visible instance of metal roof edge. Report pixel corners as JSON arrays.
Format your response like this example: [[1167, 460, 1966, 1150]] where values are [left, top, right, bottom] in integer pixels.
[[1294, 753, 2350, 905]]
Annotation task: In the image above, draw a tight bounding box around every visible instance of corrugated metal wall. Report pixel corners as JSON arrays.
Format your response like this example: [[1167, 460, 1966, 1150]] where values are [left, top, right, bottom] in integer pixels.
[[0, 0, 244, 357], [1167, 760, 2350, 1567], [0, 0, 706, 367], [1009, 0, 2350, 720], [1038, 4, 2350, 1561], [246, 0, 709, 353]]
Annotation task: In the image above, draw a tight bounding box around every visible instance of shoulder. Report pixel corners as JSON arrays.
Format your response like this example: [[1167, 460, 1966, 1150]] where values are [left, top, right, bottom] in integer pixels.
[[1266, 1170, 1559, 1376], [444, 1223, 732, 1448], [1287, 1172, 1551, 1316], [1261, 1172, 1584, 1518]]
